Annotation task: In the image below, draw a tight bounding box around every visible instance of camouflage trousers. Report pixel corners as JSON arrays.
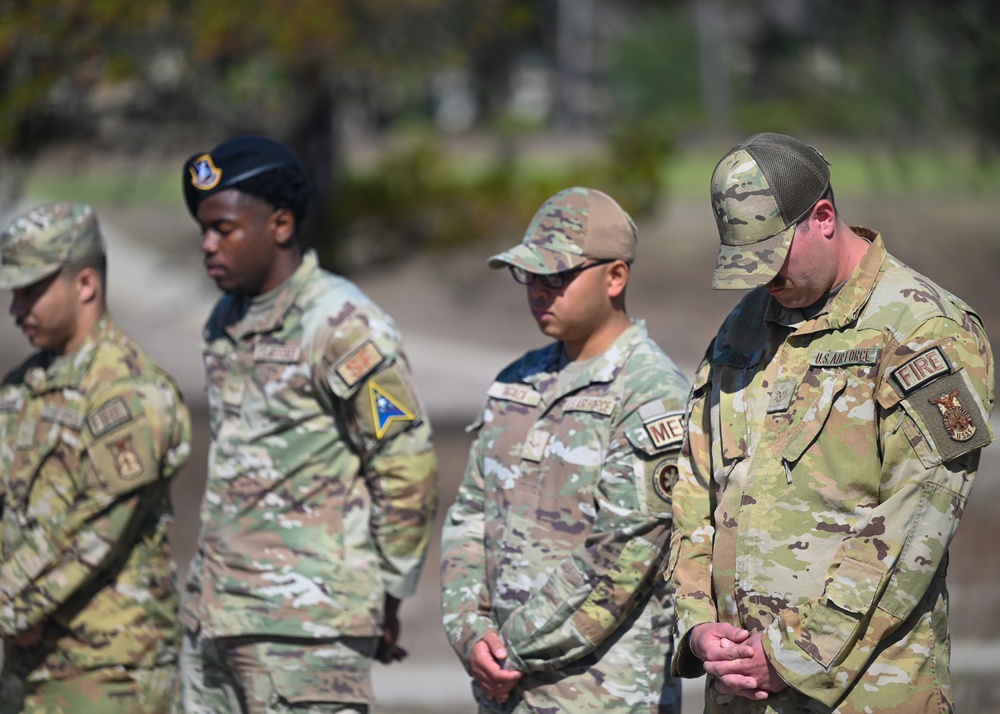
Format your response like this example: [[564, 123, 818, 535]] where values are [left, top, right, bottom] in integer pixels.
[[0, 663, 175, 713], [174, 628, 377, 714]]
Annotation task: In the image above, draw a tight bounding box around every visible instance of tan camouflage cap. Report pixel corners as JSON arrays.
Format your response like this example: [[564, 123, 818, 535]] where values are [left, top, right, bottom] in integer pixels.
[[0, 202, 105, 289], [711, 132, 831, 290], [487, 187, 637, 274]]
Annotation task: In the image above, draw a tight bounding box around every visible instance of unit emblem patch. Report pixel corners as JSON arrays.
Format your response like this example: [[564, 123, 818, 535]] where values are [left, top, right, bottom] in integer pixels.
[[929, 389, 976, 442], [108, 436, 144, 480], [652, 461, 677, 504], [369, 382, 414, 439]]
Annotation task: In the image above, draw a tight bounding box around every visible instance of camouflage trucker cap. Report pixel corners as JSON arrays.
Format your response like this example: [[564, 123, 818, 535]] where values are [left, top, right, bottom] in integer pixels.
[[711, 132, 831, 290], [0, 202, 104, 290], [488, 187, 637, 274]]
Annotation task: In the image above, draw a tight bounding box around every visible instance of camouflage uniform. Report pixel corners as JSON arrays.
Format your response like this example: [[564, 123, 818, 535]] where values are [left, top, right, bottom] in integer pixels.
[[442, 320, 688, 713], [178, 250, 437, 712], [0, 315, 191, 713], [669, 230, 995, 712]]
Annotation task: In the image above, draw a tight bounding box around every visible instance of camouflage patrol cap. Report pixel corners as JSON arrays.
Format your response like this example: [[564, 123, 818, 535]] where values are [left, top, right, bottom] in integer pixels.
[[711, 132, 831, 290], [0, 202, 105, 290], [182, 135, 306, 216], [487, 187, 637, 274]]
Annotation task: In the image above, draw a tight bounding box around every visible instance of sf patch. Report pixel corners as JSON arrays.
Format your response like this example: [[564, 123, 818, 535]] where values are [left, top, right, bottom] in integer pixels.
[[369, 381, 415, 439]]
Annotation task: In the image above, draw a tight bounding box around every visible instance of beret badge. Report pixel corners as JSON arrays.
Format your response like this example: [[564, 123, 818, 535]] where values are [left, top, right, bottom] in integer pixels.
[[190, 154, 222, 191]]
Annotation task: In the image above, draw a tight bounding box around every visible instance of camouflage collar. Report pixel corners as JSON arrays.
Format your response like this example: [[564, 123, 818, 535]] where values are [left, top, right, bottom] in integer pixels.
[[28, 314, 115, 393], [227, 251, 318, 340], [525, 319, 648, 397]]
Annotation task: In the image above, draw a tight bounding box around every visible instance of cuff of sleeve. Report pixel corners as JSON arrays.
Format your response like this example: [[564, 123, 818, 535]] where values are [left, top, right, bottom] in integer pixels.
[[671, 628, 707, 678]]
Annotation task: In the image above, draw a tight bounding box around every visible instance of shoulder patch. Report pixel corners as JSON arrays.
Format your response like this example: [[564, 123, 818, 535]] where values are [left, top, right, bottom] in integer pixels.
[[370, 382, 414, 439], [89, 397, 133, 437], [892, 346, 950, 395], [253, 344, 302, 363], [487, 382, 542, 407], [904, 369, 993, 464], [651, 461, 677, 504], [40, 404, 86, 430], [106, 435, 146, 481], [645, 413, 685, 450], [336, 340, 385, 387], [561, 396, 616, 416]]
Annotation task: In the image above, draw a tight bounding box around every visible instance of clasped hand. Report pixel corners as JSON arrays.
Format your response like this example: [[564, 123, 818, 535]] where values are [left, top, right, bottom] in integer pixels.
[[469, 632, 522, 704], [691, 623, 788, 701]]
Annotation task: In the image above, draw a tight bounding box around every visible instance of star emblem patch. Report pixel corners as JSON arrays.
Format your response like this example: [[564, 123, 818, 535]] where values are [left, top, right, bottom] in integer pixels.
[[369, 382, 414, 439]]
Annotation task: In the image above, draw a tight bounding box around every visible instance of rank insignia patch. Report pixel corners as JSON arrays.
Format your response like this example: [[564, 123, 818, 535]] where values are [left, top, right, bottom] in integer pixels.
[[108, 436, 144, 480], [929, 389, 976, 442], [369, 382, 414, 439], [189, 154, 222, 190], [767, 378, 798, 413]]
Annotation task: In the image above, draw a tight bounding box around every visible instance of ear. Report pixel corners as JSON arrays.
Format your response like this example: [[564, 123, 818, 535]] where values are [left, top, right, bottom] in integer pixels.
[[271, 208, 296, 247], [74, 267, 100, 305], [606, 260, 629, 299], [812, 199, 836, 238]]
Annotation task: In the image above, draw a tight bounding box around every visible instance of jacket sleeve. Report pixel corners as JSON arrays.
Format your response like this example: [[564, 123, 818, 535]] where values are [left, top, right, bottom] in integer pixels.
[[341, 344, 438, 602], [668, 357, 719, 678], [0, 380, 190, 636], [761, 317, 994, 706], [440, 417, 498, 667], [497, 400, 681, 673]]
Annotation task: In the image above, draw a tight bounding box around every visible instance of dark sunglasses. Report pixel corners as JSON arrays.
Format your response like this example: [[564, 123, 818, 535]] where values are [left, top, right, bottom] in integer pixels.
[[509, 259, 615, 289]]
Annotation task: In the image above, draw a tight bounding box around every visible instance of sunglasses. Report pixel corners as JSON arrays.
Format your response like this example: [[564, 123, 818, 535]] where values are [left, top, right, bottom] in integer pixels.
[[509, 259, 615, 289]]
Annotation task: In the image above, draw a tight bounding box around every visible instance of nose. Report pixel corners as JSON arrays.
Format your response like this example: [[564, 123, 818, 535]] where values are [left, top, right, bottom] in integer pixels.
[[201, 229, 219, 255], [9, 291, 28, 318], [527, 279, 552, 300]]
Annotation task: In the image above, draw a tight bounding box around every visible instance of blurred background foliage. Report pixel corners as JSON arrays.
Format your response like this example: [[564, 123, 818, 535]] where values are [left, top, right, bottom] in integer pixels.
[[2, 0, 999, 270]]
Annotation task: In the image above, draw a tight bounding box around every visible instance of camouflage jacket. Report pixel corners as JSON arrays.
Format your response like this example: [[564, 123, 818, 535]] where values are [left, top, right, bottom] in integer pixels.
[[0, 316, 190, 681], [182, 251, 437, 640], [669, 230, 995, 712], [442, 321, 689, 713]]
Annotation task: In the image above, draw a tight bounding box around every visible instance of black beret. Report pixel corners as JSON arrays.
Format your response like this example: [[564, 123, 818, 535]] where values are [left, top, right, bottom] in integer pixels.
[[182, 135, 307, 216]]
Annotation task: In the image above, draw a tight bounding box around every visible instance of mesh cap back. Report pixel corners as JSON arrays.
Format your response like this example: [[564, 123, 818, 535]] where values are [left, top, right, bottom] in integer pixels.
[[743, 133, 831, 229]]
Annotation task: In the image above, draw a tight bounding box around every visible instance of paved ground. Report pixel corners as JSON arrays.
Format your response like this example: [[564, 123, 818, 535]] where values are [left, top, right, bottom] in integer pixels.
[[2, 191, 999, 711]]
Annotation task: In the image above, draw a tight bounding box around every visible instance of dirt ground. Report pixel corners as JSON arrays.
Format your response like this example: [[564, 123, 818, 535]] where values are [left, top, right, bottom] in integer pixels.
[[2, 184, 999, 711]]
